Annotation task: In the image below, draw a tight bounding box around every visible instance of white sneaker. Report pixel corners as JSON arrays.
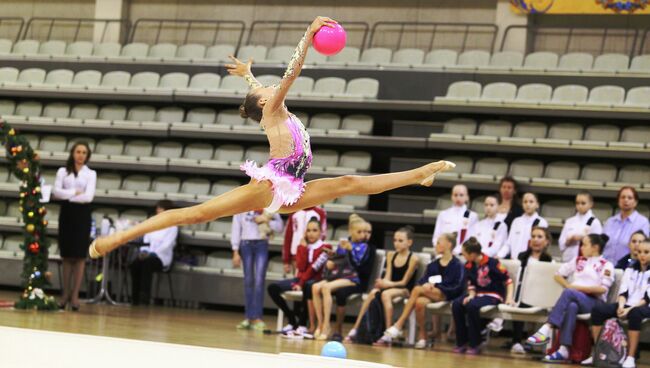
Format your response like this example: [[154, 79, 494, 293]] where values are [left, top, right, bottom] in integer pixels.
[[581, 356, 594, 366], [280, 324, 294, 334], [414, 339, 427, 349], [295, 326, 308, 335], [622, 356, 635, 368], [384, 325, 402, 339], [487, 318, 504, 333], [510, 343, 526, 354]]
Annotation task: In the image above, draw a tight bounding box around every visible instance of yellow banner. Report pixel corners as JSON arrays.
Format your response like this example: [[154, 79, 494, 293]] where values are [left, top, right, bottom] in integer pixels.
[[510, 0, 650, 14]]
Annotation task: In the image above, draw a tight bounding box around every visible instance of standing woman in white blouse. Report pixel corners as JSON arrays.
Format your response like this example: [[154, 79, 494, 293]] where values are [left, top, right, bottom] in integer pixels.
[[53, 142, 96, 311]]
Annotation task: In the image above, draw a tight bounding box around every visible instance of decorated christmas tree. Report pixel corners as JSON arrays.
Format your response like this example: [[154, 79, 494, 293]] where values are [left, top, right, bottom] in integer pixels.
[[0, 119, 58, 310]]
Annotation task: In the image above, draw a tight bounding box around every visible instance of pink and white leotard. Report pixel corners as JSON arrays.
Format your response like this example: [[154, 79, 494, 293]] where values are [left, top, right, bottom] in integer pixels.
[[240, 113, 312, 212]]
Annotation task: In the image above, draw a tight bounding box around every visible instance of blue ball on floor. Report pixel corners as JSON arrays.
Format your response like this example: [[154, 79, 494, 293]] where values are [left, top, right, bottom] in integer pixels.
[[321, 341, 347, 359]]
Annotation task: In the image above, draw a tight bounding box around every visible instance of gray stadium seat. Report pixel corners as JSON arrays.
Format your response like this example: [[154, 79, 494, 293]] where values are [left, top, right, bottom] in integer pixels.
[[444, 156, 473, 175], [593, 53, 629, 72], [43, 103, 70, 119], [96, 173, 122, 190], [586, 85, 625, 106], [153, 142, 183, 160], [176, 43, 206, 60], [92, 42, 121, 57], [488, 51, 524, 68], [186, 73, 221, 92], [441, 81, 481, 101], [121, 42, 149, 58], [0, 39, 12, 54], [183, 143, 214, 160], [12, 40, 39, 55], [159, 72, 189, 89], [181, 178, 211, 196], [509, 159, 544, 182], [219, 75, 248, 94], [341, 115, 373, 135], [245, 146, 268, 163], [512, 122, 547, 138], [23, 134, 40, 149], [287, 76, 314, 96], [343, 78, 379, 99], [38, 40, 66, 56], [124, 140, 153, 156], [0, 67, 18, 83], [541, 200, 575, 219], [547, 123, 583, 140], [129, 71, 160, 89], [340, 151, 372, 172], [442, 118, 477, 135], [358, 47, 392, 66], [623, 87, 650, 107], [44, 69, 73, 86], [620, 126, 650, 144], [256, 74, 281, 86], [155, 106, 184, 123], [0, 100, 15, 115], [95, 138, 124, 155], [214, 144, 244, 162], [617, 165, 650, 185], [337, 195, 369, 209], [66, 137, 95, 151], [550, 84, 589, 104], [309, 113, 340, 130], [629, 54, 650, 73], [98, 104, 127, 121], [72, 70, 102, 87], [391, 48, 425, 66], [266, 45, 293, 62], [477, 120, 512, 137], [305, 49, 327, 65], [471, 158, 509, 179], [423, 49, 458, 67], [15, 101, 43, 117], [186, 107, 217, 124], [122, 175, 151, 191], [236, 45, 267, 61], [16, 68, 46, 84], [583, 124, 619, 142], [307, 77, 346, 98], [581, 163, 618, 182], [558, 52, 594, 71], [311, 149, 339, 170], [128, 105, 156, 121], [543, 161, 581, 182], [101, 71, 131, 88], [4, 235, 24, 253], [436, 197, 454, 210], [148, 43, 177, 59], [205, 44, 235, 61], [150, 176, 181, 193], [592, 202, 613, 221], [39, 135, 67, 152], [217, 109, 245, 126], [70, 104, 99, 120], [457, 50, 490, 67], [479, 82, 517, 102], [522, 51, 559, 70], [65, 41, 93, 57], [327, 46, 360, 64], [515, 83, 553, 103], [212, 180, 240, 196]]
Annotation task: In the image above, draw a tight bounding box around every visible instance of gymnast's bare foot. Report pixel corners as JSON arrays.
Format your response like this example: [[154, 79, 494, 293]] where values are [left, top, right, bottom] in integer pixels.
[[419, 160, 456, 187]]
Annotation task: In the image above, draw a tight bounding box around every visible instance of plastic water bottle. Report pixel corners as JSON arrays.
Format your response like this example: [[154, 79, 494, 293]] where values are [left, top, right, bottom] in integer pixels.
[[90, 219, 96, 239]]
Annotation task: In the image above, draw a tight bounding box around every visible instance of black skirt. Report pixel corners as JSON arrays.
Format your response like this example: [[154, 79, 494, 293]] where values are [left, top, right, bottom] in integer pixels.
[[58, 201, 92, 258]]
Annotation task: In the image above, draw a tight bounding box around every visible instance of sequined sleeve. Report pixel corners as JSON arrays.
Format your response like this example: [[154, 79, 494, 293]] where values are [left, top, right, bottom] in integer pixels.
[[244, 72, 262, 90], [281, 27, 311, 82]]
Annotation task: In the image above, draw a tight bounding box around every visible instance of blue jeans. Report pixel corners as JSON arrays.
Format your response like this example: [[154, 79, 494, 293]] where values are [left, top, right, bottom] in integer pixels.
[[548, 288, 597, 346], [240, 240, 269, 320], [452, 295, 500, 348]]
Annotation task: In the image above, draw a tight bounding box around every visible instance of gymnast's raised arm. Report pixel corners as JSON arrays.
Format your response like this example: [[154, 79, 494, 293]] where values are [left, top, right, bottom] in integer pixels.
[[225, 55, 262, 89]]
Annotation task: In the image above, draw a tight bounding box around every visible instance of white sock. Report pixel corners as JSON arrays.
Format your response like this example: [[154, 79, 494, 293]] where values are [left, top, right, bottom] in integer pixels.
[[558, 345, 569, 358], [538, 324, 552, 337]]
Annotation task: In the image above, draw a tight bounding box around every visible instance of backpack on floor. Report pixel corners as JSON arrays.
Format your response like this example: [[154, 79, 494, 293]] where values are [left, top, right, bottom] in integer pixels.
[[354, 293, 385, 345], [593, 318, 628, 368], [549, 320, 593, 363]]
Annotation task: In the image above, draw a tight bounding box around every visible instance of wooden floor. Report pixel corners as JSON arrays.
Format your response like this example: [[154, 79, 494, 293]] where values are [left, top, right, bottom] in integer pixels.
[[0, 290, 642, 368]]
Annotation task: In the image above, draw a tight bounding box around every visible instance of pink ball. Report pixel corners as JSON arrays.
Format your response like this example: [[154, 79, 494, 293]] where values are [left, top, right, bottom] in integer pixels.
[[312, 23, 346, 56]]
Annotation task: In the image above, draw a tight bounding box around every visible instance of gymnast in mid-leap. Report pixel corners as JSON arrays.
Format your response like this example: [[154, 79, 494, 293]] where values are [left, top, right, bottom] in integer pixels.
[[89, 16, 455, 258]]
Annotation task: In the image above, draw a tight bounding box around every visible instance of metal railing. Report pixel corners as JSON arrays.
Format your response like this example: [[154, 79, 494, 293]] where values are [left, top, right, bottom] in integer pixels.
[[129, 19, 246, 48], [368, 22, 499, 52], [500, 24, 641, 58], [22, 18, 130, 43], [247, 20, 369, 49], [638, 27, 650, 55], [0, 17, 24, 43]]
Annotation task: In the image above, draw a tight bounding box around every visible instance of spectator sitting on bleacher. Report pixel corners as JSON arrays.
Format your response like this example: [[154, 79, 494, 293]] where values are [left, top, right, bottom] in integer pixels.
[[231, 209, 283, 331], [432, 184, 479, 255], [382, 232, 464, 349], [312, 214, 375, 341], [452, 237, 514, 355], [268, 217, 331, 339], [602, 186, 650, 264], [527, 234, 614, 363], [468, 194, 508, 258], [130, 200, 177, 306], [559, 191, 603, 263], [497, 192, 548, 259], [503, 226, 553, 355], [616, 231, 647, 270], [345, 225, 419, 345], [584, 240, 650, 368], [497, 176, 523, 231], [282, 206, 327, 274]]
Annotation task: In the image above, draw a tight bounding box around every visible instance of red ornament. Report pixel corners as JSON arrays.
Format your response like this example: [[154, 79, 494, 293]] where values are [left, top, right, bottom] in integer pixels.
[[28, 242, 39, 253]]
